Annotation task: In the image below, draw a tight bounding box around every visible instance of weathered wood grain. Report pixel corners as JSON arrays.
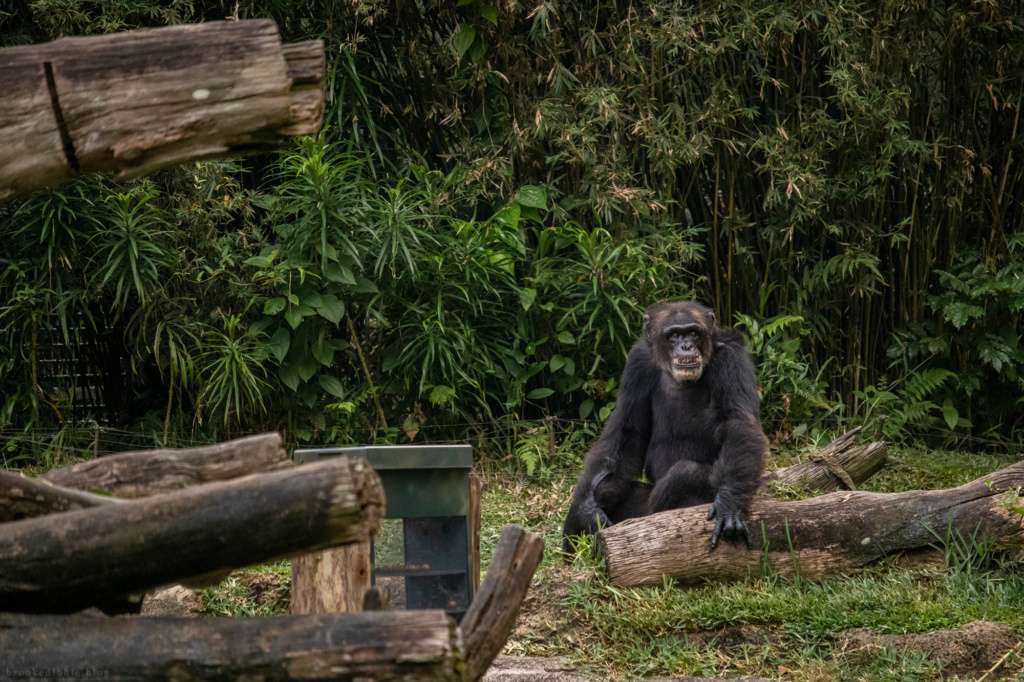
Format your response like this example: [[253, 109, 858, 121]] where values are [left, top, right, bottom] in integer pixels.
[[0, 456, 383, 613], [0, 20, 324, 202], [0, 610, 463, 681], [598, 460, 1024, 587], [461, 524, 545, 682], [763, 427, 888, 493], [0, 470, 122, 523], [41, 432, 290, 498], [290, 541, 372, 615]]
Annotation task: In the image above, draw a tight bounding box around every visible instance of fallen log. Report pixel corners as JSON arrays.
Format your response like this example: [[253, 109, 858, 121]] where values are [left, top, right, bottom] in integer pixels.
[[0, 457, 383, 613], [0, 19, 324, 202], [461, 524, 545, 682], [0, 610, 463, 681], [597, 460, 1024, 588], [763, 427, 887, 493], [41, 432, 290, 498], [0, 471, 122, 523]]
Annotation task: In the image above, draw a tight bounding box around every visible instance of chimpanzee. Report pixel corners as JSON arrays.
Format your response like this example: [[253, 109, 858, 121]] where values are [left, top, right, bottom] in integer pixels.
[[562, 300, 767, 552]]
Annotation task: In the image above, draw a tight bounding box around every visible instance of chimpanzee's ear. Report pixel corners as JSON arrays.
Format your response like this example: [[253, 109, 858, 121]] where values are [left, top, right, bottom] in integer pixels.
[[642, 314, 653, 342], [707, 311, 716, 327]]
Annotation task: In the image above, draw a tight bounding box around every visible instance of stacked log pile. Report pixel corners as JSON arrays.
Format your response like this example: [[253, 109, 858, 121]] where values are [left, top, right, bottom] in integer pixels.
[[0, 434, 543, 681]]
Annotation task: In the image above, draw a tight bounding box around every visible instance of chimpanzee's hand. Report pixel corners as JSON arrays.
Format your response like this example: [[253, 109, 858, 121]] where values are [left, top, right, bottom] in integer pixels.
[[706, 494, 751, 549]]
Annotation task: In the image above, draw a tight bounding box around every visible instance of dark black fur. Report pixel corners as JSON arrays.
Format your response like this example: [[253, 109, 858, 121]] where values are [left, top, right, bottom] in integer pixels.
[[562, 301, 767, 553]]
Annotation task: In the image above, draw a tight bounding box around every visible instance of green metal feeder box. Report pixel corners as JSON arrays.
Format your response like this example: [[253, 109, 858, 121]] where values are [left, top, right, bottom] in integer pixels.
[[294, 445, 474, 620]]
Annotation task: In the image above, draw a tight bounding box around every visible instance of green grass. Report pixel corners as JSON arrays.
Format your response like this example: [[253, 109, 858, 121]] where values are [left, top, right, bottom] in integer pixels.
[[478, 470, 578, 571], [200, 561, 291, 617], [550, 564, 1024, 679], [858, 446, 1019, 493]]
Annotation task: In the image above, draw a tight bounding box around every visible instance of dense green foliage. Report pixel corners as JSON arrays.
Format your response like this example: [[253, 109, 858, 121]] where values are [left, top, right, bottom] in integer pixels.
[[2, 0, 1024, 462]]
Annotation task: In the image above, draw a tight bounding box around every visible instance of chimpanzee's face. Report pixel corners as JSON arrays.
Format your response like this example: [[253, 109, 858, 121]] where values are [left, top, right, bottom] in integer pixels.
[[643, 302, 716, 384]]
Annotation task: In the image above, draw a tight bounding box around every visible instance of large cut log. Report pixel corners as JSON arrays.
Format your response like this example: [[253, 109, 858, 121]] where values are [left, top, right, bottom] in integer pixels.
[[0, 610, 463, 681], [41, 432, 290, 498], [461, 524, 545, 682], [0, 470, 122, 523], [598, 460, 1024, 588], [0, 457, 383, 613], [0, 19, 324, 202], [763, 427, 887, 493]]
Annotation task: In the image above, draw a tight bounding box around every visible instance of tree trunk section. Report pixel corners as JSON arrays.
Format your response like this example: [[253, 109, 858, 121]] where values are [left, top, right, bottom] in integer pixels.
[[0, 19, 324, 202], [763, 427, 887, 493], [0, 471, 122, 523], [461, 524, 545, 682], [290, 541, 372, 615], [41, 432, 290, 498], [0, 610, 462, 681], [0, 457, 383, 613], [598, 460, 1024, 588]]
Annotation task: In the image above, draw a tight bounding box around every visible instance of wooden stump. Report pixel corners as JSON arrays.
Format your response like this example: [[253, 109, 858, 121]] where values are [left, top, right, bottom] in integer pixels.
[[290, 542, 372, 615], [470, 473, 483, 591]]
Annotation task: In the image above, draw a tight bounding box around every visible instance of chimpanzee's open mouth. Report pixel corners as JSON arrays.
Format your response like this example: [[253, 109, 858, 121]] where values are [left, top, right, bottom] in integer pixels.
[[673, 353, 701, 369]]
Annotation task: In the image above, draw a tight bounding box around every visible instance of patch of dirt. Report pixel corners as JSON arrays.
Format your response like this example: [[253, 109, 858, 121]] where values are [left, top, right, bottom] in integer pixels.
[[238, 570, 291, 613], [141, 585, 202, 617], [840, 620, 1016, 678], [508, 566, 593, 646], [483, 656, 594, 681], [683, 624, 778, 651], [483, 656, 772, 682]]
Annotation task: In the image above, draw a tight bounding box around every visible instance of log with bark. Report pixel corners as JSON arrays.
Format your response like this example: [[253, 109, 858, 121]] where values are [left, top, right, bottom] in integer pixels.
[[0, 457, 383, 613], [41, 432, 290, 498], [0, 471, 122, 523], [598, 459, 1024, 588], [0, 525, 543, 681], [0, 610, 463, 681], [0, 19, 324, 202], [461, 524, 545, 682], [763, 427, 887, 493]]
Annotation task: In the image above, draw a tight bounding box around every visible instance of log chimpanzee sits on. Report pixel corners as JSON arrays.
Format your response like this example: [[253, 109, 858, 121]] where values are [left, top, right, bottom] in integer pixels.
[[562, 300, 768, 552]]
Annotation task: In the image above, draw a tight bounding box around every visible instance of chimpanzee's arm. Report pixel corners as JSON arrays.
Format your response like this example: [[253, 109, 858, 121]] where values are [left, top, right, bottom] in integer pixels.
[[706, 330, 768, 548], [562, 342, 656, 549]]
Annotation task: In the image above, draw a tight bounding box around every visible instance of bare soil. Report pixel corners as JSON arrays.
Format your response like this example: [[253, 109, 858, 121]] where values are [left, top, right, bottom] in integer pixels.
[[508, 566, 592, 646], [140, 585, 202, 617], [239, 570, 290, 613], [839, 620, 1017, 678]]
